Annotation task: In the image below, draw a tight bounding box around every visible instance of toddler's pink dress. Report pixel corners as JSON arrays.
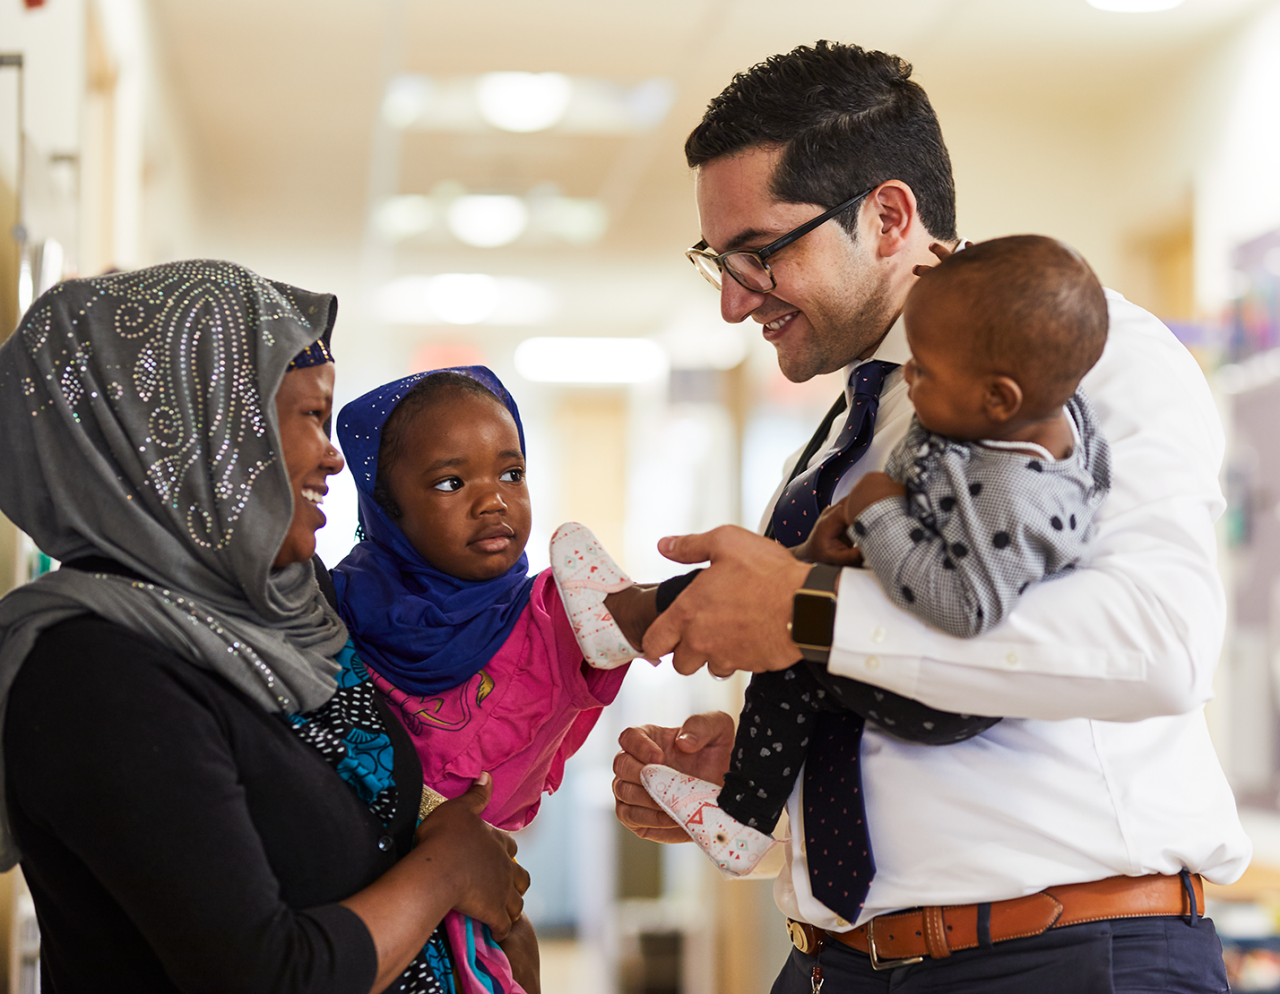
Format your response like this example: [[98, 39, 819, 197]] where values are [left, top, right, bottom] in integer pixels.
[[359, 570, 628, 994], [364, 569, 629, 830]]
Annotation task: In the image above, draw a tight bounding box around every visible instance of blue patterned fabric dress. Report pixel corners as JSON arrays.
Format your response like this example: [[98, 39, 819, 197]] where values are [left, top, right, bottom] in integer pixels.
[[290, 644, 458, 994]]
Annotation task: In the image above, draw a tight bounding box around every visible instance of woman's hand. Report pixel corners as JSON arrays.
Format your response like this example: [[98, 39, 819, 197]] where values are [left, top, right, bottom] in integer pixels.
[[414, 774, 530, 940], [341, 773, 530, 993], [498, 914, 541, 994]]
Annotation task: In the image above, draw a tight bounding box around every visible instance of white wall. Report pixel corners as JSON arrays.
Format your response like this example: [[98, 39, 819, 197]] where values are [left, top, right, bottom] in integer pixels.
[[1196, 1, 1280, 315]]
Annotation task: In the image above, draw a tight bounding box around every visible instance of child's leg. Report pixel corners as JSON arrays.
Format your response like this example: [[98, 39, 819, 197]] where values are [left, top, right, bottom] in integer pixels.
[[602, 557, 999, 744], [806, 662, 1001, 744], [553, 524, 706, 668], [640, 665, 833, 879], [603, 569, 702, 652], [718, 665, 836, 831], [552, 523, 647, 668], [601, 586, 657, 652], [654, 569, 702, 612]]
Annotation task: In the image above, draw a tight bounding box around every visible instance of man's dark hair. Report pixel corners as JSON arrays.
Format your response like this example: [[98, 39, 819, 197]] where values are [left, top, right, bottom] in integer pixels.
[[685, 41, 957, 241], [372, 372, 503, 520]]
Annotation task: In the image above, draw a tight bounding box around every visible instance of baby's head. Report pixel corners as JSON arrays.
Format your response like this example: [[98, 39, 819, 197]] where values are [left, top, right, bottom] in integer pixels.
[[902, 235, 1108, 439], [372, 371, 530, 581]]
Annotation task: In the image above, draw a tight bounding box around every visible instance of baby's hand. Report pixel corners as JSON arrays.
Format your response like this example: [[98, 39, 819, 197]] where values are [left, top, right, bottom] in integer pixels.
[[844, 471, 907, 522], [791, 504, 864, 567], [912, 241, 957, 277]]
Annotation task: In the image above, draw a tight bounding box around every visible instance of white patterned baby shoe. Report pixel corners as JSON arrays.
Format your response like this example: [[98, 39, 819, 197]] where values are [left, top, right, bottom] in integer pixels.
[[550, 522, 641, 669], [641, 764, 779, 879]]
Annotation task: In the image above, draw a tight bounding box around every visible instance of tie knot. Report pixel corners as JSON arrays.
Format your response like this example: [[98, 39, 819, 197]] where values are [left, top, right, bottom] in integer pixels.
[[849, 359, 898, 399]]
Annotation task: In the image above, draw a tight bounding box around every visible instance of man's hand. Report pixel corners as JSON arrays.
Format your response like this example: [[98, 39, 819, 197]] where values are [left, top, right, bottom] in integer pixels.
[[612, 713, 736, 843], [791, 503, 864, 567], [844, 471, 906, 522], [642, 525, 811, 676]]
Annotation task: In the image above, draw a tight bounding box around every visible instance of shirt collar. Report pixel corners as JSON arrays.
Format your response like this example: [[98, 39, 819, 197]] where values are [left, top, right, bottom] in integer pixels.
[[843, 312, 911, 403]]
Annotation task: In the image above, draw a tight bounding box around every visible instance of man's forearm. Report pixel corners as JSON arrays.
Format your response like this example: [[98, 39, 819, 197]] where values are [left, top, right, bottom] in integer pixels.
[[828, 516, 1223, 722]]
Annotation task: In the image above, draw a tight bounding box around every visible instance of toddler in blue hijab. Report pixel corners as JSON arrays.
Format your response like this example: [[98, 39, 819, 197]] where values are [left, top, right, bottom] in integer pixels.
[[332, 367, 664, 832], [333, 366, 677, 994]]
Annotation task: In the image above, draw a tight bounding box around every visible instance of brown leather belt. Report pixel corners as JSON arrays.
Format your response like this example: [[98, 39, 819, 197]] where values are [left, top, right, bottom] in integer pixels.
[[786, 873, 1204, 971]]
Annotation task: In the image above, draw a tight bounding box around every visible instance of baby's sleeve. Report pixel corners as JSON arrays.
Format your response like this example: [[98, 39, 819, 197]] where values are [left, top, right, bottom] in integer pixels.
[[854, 435, 1104, 639]]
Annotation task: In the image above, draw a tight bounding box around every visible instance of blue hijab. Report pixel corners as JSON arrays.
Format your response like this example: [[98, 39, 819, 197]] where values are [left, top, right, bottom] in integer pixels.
[[331, 366, 535, 695]]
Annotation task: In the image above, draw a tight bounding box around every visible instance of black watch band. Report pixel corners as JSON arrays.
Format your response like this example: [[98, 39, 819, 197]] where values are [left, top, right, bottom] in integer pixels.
[[790, 563, 842, 664]]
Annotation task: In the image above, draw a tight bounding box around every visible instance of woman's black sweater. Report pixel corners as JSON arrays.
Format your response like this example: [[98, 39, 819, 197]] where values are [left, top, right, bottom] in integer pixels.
[[4, 560, 423, 993]]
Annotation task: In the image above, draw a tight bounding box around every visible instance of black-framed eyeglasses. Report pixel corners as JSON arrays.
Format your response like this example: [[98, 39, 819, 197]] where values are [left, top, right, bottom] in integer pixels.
[[685, 186, 876, 294]]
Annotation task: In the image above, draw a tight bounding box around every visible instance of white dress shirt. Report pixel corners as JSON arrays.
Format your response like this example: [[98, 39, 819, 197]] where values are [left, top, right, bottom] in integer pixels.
[[760, 290, 1251, 930]]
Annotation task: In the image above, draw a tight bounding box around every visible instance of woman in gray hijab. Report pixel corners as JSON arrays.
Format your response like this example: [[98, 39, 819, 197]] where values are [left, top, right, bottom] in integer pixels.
[[0, 260, 528, 994]]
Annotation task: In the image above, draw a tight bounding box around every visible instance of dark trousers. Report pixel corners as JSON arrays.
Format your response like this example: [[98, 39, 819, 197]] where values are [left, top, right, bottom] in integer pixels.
[[769, 916, 1229, 994]]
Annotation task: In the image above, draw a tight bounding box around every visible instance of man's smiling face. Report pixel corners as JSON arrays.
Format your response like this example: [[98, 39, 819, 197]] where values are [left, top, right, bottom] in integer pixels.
[[693, 145, 898, 382]]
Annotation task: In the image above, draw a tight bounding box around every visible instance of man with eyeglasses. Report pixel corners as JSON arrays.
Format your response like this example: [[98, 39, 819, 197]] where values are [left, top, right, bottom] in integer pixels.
[[611, 40, 1247, 993]]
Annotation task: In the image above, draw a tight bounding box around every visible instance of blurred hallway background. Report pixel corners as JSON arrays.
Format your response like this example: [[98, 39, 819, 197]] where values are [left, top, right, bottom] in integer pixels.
[[7, 0, 1280, 989]]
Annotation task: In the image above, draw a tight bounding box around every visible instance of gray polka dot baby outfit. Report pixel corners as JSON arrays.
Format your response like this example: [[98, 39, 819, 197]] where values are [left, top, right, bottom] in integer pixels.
[[716, 390, 1109, 840], [855, 389, 1111, 638]]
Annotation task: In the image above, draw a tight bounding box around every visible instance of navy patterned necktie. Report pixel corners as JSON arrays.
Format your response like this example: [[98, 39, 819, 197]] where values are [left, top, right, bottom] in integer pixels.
[[770, 360, 898, 548], [770, 358, 897, 924]]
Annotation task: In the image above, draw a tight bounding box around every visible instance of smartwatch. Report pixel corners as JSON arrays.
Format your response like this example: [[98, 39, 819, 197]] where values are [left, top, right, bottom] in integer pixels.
[[789, 563, 842, 664]]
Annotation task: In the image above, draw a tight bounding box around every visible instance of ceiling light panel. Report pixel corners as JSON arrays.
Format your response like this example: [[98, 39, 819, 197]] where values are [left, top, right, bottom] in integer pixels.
[[1086, 0, 1184, 10], [514, 337, 670, 384], [371, 188, 608, 246], [374, 274, 556, 326], [382, 75, 434, 128], [476, 72, 573, 132], [447, 195, 529, 247], [373, 195, 436, 240], [381, 73, 675, 135]]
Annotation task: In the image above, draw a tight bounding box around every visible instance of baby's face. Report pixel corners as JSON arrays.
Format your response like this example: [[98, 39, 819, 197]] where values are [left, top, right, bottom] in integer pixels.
[[902, 289, 994, 440], [384, 391, 531, 581]]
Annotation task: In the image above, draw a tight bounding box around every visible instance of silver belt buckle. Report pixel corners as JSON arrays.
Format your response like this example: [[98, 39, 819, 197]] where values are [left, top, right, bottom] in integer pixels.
[[866, 918, 925, 972]]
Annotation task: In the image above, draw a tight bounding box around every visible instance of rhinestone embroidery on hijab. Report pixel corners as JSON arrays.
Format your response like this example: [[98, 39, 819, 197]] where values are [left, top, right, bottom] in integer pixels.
[[0, 261, 353, 868], [1, 258, 348, 691]]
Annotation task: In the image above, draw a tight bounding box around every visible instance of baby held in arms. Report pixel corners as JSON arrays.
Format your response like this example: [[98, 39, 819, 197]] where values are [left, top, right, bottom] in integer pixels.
[[642, 234, 1114, 877]]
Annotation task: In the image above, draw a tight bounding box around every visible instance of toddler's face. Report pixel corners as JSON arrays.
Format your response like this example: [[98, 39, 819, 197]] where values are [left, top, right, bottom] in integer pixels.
[[902, 290, 993, 440], [384, 391, 532, 581]]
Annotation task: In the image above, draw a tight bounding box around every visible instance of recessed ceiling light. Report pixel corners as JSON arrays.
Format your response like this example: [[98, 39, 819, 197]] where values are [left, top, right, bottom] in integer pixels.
[[656, 310, 748, 370], [476, 72, 572, 133], [375, 274, 555, 326], [447, 195, 529, 247], [1086, 0, 1184, 11], [515, 337, 670, 384], [532, 196, 608, 244], [382, 74, 433, 128], [373, 195, 435, 240]]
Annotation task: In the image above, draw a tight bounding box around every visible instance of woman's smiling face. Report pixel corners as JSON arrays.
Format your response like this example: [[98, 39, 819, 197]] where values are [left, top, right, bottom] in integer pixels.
[[384, 389, 531, 581], [273, 362, 343, 568]]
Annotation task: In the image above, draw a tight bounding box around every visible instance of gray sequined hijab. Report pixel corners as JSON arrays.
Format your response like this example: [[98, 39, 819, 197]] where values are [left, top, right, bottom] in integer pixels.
[[0, 260, 350, 868]]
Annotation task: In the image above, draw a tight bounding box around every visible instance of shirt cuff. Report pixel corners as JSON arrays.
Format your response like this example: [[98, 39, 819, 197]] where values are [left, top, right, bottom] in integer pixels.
[[829, 567, 924, 697]]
